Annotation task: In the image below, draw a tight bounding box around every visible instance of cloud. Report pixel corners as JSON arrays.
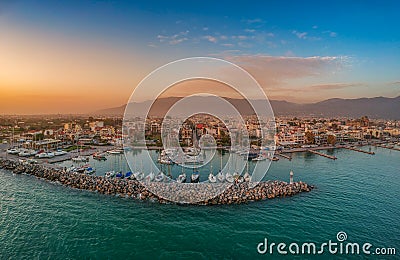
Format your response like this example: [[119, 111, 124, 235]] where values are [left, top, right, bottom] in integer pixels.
[[243, 18, 265, 24], [157, 31, 189, 45], [221, 43, 234, 47], [322, 30, 338, 37], [169, 38, 188, 45], [306, 83, 360, 90], [203, 35, 218, 43], [292, 30, 307, 39], [223, 55, 348, 87], [312, 25, 318, 29], [236, 35, 248, 40], [219, 55, 353, 102], [245, 29, 256, 33], [386, 81, 400, 85]]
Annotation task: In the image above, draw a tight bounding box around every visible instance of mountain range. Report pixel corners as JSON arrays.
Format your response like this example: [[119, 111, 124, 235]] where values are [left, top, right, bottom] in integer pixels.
[[95, 96, 400, 119]]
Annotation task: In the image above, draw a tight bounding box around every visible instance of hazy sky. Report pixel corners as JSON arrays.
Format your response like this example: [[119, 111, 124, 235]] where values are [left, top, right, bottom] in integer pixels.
[[1, 0, 399, 114]]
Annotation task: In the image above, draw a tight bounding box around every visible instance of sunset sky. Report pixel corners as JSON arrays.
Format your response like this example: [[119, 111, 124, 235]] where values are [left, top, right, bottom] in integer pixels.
[[1, 0, 399, 114]]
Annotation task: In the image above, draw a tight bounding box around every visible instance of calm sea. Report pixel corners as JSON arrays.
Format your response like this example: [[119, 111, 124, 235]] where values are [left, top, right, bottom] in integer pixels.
[[1, 146, 399, 259]]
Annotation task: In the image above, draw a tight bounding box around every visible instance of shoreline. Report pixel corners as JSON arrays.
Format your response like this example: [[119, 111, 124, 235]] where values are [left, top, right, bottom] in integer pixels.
[[0, 158, 313, 205]]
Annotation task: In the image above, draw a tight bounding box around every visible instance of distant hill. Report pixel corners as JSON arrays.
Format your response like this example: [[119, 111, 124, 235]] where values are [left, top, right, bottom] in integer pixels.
[[93, 96, 400, 119]]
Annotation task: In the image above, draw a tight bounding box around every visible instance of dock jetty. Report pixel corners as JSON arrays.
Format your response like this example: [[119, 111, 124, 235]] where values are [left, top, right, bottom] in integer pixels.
[[275, 152, 292, 161], [343, 146, 375, 155], [0, 158, 313, 205], [374, 144, 400, 152], [306, 149, 337, 160]]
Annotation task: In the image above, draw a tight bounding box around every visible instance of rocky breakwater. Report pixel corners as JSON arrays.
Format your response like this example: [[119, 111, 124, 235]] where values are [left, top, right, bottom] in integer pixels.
[[0, 158, 314, 205]]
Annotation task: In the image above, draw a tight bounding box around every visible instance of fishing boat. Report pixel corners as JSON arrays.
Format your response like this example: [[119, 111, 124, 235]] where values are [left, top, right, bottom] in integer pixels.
[[18, 149, 31, 157], [243, 172, 251, 182], [208, 165, 216, 183], [177, 173, 186, 183], [191, 172, 200, 183], [76, 166, 86, 173], [216, 171, 225, 182], [66, 166, 77, 173], [125, 171, 133, 179], [155, 172, 166, 182], [247, 151, 259, 161], [54, 150, 67, 156], [132, 171, 144, 181], [37, 152, 55, 158], [72, 155, 89, 162], [93, 152, 107, 160], [208, 173, 217, 183], [84, 167, 96, 175], [107, 149, 124, 155], [252, 155, 266, 161], [105, 171, 116, 178], [115, 172, 124, 178], [225, 172, 234, 183], [29, 150, 38, 156], [183, 155, 204, 164]]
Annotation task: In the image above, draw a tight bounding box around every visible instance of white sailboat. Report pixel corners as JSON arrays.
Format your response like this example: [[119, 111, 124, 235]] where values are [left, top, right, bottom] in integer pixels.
[[177, 165, 186, 183], [155, 172, 166, 182], [216, 151, 225, 182], [243, 161, 251, 182], [208, 165, 216, 183]]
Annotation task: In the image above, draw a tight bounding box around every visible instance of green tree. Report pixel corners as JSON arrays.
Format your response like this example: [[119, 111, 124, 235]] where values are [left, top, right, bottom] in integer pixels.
[[327, 134, 336, 145], [305, 131, 315, 144]]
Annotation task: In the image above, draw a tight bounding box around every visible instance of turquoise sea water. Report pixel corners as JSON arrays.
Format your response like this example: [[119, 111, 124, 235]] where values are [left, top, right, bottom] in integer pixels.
[[1, 146, 399, 259]]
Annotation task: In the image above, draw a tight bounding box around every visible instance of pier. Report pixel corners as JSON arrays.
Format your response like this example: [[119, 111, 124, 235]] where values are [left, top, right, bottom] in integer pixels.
[[276, 152, 292, 161], [343, 146, 375, 155], [374, 144, 400, 152], [307, 149, 337, 160]]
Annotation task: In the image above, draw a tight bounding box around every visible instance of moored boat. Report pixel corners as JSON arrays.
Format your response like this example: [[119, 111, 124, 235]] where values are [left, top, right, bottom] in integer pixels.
[[72, 156, 89, 162], [105, 171, 116, 178], [208, 173, 217, 183], [6, 148, 19, 155], [177, 173, 186, 183], [54, 150, 68, 156], [133, 171, 144, 181], [93, 152, 107, 160], [125, 171, 133, 179], [84, 167, 96, 175], [243, 172, 251, 182], [217, 171, 225, 182], [225, 172, 234, 183], [155, 172, 166, 182], [191, 172, 200, 183]]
